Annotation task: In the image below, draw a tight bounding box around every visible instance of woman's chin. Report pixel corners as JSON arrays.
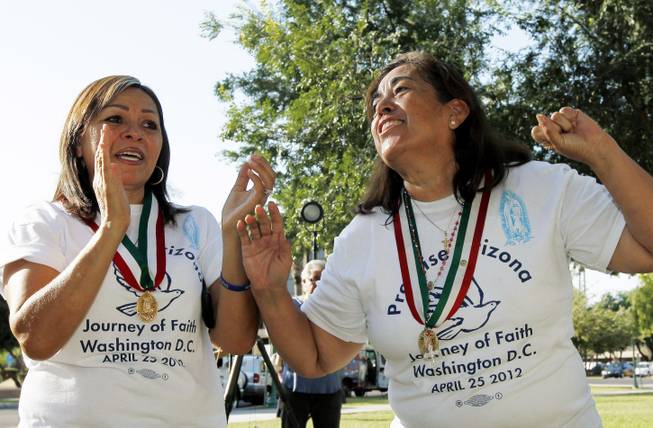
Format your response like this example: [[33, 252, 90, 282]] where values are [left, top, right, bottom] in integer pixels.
[[379, 139, 404, 166], [121, 178, 150, 195], [119, 169, 153, 187]]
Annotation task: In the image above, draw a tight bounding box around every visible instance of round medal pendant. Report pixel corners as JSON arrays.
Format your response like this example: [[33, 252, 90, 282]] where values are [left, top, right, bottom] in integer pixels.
[[417, 328, 439, 356], [137, 291, 158, 322], [427, 280, 435, 290]]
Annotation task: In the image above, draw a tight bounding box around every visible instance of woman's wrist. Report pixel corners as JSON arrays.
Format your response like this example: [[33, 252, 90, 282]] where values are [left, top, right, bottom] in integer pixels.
[[587, 136, 623, 180], [96, 221, 128, 247], [219, 273, 251, 292], [221, 226, 241, 244]]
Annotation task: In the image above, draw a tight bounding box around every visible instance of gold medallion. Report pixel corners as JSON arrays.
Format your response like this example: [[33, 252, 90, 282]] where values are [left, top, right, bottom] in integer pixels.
[[427, 280, 434, 290], [417, 328, 439, 357], [137, 291, 158, 322], [460, 259, 468, 267]]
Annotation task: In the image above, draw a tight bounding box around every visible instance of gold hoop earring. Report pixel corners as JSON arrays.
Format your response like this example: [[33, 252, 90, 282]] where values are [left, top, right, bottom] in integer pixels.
[[151, 166, 165, 186]]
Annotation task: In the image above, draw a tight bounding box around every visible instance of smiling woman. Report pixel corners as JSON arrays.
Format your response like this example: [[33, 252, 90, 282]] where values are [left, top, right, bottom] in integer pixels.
[[236, 51, 653, 428], [0, 75, 276, 427], [76, 88, 163, 201], [54, 76, 180, 223]]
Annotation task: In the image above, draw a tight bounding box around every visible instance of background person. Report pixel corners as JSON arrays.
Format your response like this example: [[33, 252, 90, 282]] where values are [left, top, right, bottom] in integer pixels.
[[0, 75, 274, 427], [275, 259, 343, 428], [237, 52, 653, 427]]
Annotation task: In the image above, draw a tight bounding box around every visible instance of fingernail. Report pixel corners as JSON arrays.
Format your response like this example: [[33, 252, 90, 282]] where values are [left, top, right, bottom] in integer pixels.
[[536, 114, 546, 125]]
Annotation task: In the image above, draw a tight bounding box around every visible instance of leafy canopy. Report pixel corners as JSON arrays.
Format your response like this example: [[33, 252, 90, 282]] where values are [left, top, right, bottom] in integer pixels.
[[205, 0, 498, 257], [205, 0, 652, 257]]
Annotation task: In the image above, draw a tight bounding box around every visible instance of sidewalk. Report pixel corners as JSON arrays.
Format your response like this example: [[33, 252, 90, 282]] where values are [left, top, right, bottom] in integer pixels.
[[228, 385, 653, 424], [0, 380, 19, 400], [0, 379, 650, 424], [228, 403, 392, 424], [589, 383, 653, 396]]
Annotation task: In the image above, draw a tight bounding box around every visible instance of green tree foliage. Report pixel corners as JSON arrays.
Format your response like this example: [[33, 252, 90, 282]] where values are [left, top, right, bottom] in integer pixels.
[[488, 0, 653, 176], [631, 274, 653, 360], [204, 0, 499, 256], [572, 288, 593, 360], [572, 289, 636, 360], [0, 296, 26, 386], [0, 297, 18, 353], [595, 290, 631, 312], [206, 0, 652, 255]]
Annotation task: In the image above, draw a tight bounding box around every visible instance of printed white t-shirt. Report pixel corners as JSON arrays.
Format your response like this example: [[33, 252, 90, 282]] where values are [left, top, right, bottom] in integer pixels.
[[302, 161, 623, 428], [0, 201, 226, 427]]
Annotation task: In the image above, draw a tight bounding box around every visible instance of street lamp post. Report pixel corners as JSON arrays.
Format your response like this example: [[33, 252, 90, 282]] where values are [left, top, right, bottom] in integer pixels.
[[633, 341, 639, 389], [300, 200, 324, 260]]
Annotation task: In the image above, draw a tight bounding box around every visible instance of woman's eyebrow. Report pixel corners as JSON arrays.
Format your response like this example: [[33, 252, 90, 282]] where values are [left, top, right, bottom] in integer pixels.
[[389, 76, 417, 86], [371, 76, 418, 103], [103, 103, 156, 114]]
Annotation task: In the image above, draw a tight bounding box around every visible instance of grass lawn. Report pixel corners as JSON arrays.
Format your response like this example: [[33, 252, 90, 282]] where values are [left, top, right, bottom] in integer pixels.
[[591, 385, 647, 394], [342, 395, 389, 408], [228, 393, 653, 427], [595, 393, 653, 428], [228, 411, 395, 427]]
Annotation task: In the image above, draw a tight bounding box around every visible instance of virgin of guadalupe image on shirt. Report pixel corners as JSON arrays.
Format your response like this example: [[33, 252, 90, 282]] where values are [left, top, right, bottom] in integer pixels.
[[500, 191, 532, 245]]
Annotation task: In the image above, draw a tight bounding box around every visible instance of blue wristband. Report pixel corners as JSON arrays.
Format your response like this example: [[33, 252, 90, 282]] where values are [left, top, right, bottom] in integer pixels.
[[219, 274, 251, 292]]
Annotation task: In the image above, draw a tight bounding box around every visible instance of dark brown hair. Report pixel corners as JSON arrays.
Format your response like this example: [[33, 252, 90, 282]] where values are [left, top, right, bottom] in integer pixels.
[[359, 52, 531, 215], [53, 75, 184, 224]]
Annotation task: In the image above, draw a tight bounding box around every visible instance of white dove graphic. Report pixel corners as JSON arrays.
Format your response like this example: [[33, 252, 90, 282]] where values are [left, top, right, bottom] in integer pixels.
[[434, 278, 499, 341], [113, 264, 184, 317]]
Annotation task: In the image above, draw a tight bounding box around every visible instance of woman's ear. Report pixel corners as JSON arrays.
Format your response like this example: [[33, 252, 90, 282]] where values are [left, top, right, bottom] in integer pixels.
[[448, 99, 470, 130]]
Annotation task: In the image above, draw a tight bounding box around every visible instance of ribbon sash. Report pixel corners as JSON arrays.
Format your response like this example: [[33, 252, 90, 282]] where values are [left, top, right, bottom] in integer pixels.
[[85, 192, 166, 292], [393, 173, 491, 328]]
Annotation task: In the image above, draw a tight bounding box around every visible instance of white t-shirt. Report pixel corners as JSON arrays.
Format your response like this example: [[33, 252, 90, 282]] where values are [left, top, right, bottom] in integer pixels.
[[1, 201, 226, 427], [302, 161, 624, 428]]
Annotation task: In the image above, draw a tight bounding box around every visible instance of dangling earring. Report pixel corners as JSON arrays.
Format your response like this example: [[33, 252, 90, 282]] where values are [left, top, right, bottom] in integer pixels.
[[151, 166, 165, 186]]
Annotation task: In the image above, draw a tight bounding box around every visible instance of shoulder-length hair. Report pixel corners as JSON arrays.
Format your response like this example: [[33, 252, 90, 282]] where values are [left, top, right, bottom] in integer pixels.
[[53, 75, 185, 224], [359, 52, 531, 215]]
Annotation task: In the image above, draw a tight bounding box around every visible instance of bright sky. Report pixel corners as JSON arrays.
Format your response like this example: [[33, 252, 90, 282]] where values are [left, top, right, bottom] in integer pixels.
[[0, 0, 642, 301], [0, 0, 249, 226]]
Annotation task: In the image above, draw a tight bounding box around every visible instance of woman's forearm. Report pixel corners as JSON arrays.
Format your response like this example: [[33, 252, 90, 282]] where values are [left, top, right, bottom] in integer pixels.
[[590, 139, 653, 255], [210, 230, 258, 354], [6, 224, 124, 360], [252, 288, 326, 376], [251, 287, 361, 378]]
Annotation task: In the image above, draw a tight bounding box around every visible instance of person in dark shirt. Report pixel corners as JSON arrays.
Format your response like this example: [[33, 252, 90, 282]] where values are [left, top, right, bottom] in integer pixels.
[[276, 260, 343, 428]]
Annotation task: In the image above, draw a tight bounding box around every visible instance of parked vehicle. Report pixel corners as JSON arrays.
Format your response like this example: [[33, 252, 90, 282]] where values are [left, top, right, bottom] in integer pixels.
[[584, 361, 603, 377], [240, 354, 270, 404], [635, 362, 652, 377], [342, 346, 389, 397], [622, 362, 634, 377], [601, 363, 624, 378], [216, 354, 247, 406]]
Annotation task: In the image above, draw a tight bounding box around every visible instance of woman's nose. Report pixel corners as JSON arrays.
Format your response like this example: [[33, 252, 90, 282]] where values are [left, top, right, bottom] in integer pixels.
[[374, 95, 396, 117], [122, 124, 143, 141]]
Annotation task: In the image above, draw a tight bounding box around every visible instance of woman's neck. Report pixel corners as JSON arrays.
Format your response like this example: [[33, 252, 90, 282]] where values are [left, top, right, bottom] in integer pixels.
[[401, 160, 457, 202], [126, 188, 146, 205]]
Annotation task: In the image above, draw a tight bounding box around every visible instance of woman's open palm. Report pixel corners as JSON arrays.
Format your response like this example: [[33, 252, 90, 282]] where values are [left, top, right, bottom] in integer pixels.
[[237, 202, 293, 291]]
